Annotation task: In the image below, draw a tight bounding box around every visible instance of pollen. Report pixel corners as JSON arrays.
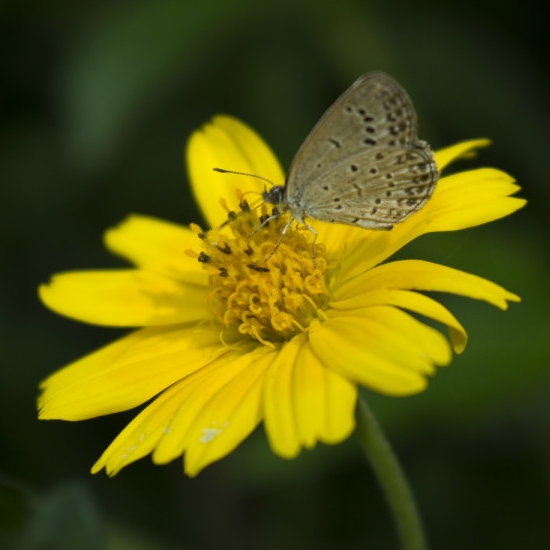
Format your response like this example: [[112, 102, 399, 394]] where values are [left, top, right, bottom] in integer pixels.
[[188, 199, 329, 344]]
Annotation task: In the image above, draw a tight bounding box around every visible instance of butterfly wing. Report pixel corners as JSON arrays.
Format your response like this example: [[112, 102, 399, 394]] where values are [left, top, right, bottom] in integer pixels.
[[285, 71, 438, 227], [298, 141, 438, 228]]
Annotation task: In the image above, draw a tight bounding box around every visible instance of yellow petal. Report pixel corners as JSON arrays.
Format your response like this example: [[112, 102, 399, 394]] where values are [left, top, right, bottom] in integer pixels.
[[186, 115, 285, 228], [39, 270, 208, 326], [309, 308, 452, 396], [417, 168, 526, 233], [262, 335, 357, 456], [92, 380, 195, 475], [38, 325, 228, 420], [292, 341, 357, 447], [151, 345, 271, 469], [332, 169, 525, 284], [93, 343, 273, 477], [314, 221, 364, 259], [434, 138, 491, 170], [262, 334, 306, 458], [334, 259, 520, 310], [330, 288, 467, 353], [104, 215, 206, 285], [171, 347, 275, 476]]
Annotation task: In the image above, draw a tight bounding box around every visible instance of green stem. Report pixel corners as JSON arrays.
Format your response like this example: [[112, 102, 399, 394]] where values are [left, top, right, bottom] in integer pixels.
[[355, 395, 427, 550]]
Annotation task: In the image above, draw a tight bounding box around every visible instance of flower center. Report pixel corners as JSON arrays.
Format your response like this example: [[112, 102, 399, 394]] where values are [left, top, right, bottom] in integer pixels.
[[188, 198, 329, 345]]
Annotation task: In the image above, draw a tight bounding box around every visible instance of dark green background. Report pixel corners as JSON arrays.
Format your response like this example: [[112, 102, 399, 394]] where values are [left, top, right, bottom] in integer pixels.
[[1, 1, 549, 548]]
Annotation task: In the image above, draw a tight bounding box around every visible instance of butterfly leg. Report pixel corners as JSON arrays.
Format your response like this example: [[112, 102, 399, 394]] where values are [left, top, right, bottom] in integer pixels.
[[264, 217, 295, 262], [265, 218, 318, 267], [302, 221, 318, 268], [249, 209, 281, 238]]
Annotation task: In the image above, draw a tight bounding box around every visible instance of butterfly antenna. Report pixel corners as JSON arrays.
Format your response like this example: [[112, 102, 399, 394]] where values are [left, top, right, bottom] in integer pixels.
[[213, 167, 276, 188], [213, 168, 270, 211]]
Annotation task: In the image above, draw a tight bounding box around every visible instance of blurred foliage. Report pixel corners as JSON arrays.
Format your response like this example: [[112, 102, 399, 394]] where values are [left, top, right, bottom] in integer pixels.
[[1, 0, 549, 548]]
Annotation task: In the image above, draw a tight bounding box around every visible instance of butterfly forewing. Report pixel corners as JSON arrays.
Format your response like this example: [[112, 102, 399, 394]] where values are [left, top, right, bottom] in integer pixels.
[[286, 72, 418, 196]]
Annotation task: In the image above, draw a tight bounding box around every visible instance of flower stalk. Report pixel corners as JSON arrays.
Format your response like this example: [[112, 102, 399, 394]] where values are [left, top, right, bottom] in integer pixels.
[[356, 396, 426, 550]]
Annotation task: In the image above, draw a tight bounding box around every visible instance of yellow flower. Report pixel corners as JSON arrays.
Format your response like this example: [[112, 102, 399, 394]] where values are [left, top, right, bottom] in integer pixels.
[[38, 115, 525, 477]]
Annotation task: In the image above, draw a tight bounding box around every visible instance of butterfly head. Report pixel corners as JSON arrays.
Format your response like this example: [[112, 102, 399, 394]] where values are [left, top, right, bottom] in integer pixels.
[[262, 185, 287, 208]]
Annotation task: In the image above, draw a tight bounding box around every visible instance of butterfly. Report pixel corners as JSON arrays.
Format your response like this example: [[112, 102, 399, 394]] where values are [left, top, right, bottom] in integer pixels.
[[215, 71, 438, 256]]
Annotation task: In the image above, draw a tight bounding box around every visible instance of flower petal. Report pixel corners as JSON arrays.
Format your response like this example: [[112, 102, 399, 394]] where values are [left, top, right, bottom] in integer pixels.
[[434, 139, 490, 170], [330, 288, 468, 353], [417, 168, 526, 233], [334, 259, 520, 310], [187, 115, 285, 228], [91, 380, 188, 475], [262, 333, 357, 458], [155, 346, 275, 476], [92, 344, 273, 477], [91, 384, 182, 476], [292, 341, 357, 447], [39, 270, 208, 326], [104, 215, 206, 284], [309, 308, 452, 396], [332, 169, 525, 284], [262, 335, 305, 458], [38, 325, 230, 420]]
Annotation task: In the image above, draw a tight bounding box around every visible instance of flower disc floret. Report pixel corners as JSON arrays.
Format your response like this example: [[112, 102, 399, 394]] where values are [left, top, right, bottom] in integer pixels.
[[188, 200, 329, 345]]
